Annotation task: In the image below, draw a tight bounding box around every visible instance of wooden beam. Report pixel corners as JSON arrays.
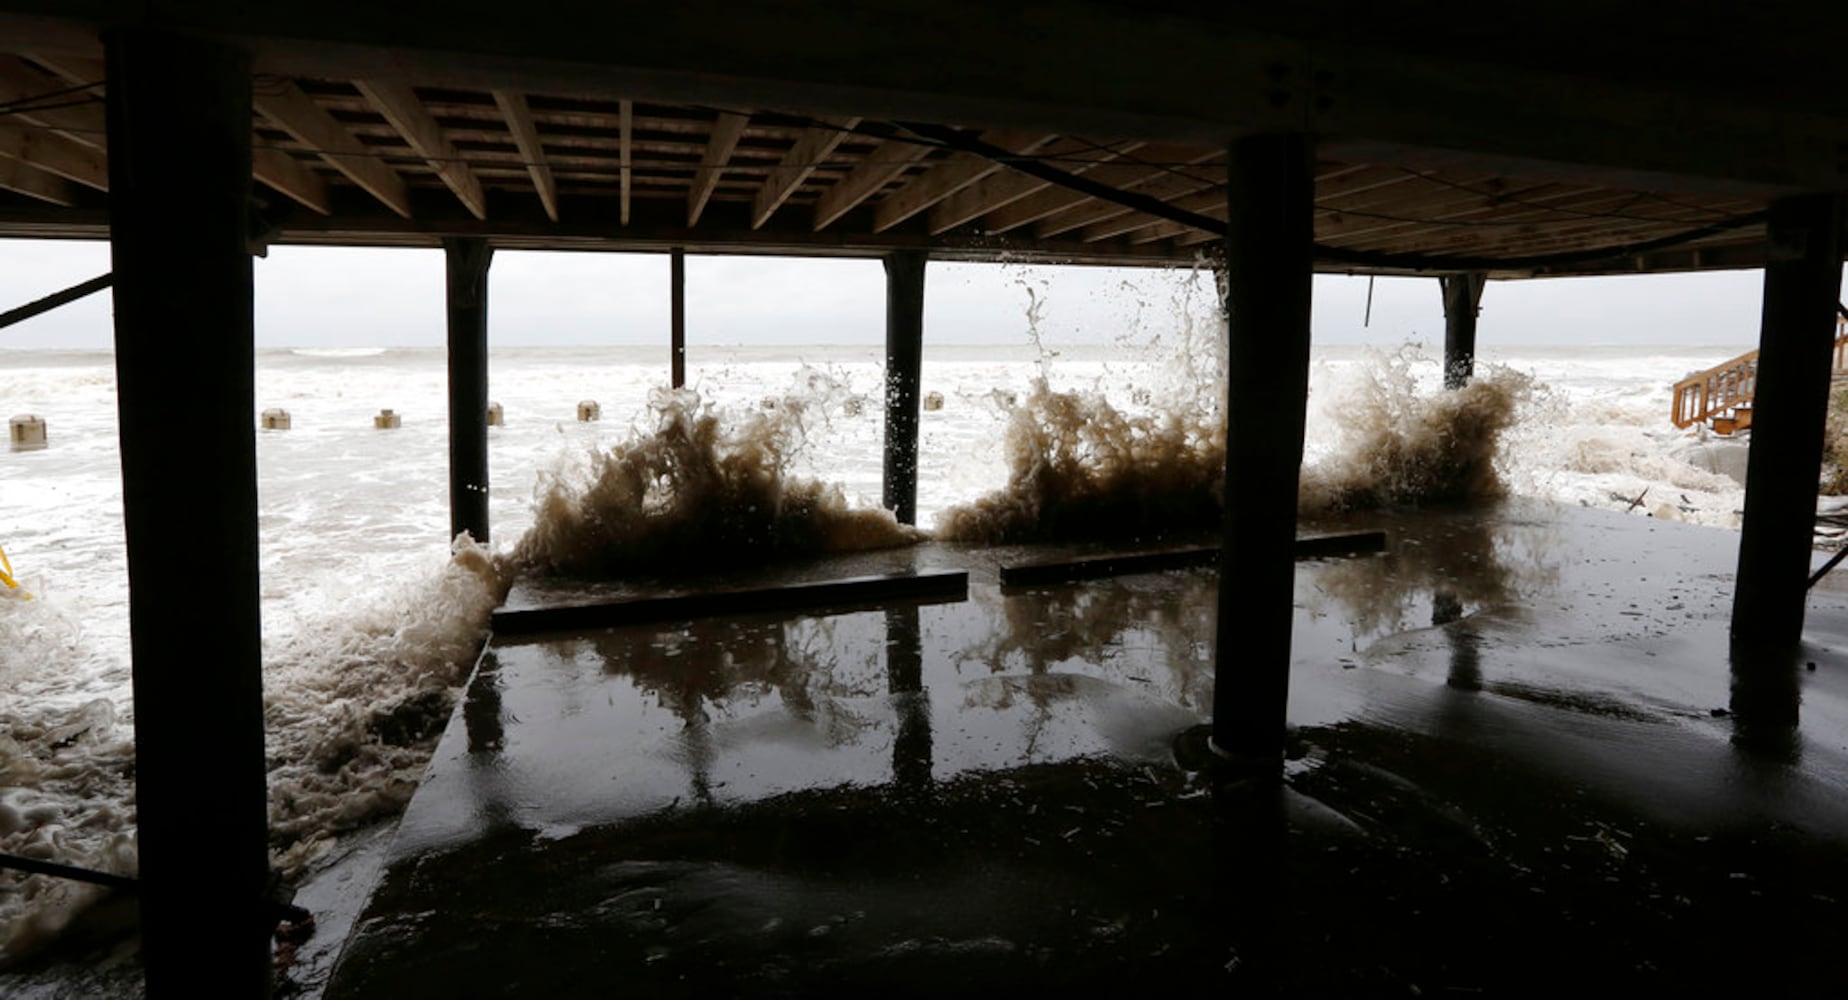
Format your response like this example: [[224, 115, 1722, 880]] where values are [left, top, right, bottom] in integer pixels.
[[251, 147, 332, 215], [1080, 189, 1225, 242], [619, 99, 632, 225], [978, 144, 1218, 234], [687, 111, 746, 226], [356, 79, 486, 219], [812, 137, 933, 231], [752, 116, 859, 229], [0, 58, 104, 149], [21, 52, 329, 214], [0, 154, 75, 205], [0, 122, 106, 189], [254, 81, 412, 218], [491, 90, 557, 222], [872, 129, 1057, 232], [927, 139, 1143, 235]]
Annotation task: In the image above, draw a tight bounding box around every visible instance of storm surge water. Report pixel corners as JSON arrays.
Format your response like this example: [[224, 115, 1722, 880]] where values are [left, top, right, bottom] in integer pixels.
[[0, 325, 1750, 969], [512, 387, 921, 578]]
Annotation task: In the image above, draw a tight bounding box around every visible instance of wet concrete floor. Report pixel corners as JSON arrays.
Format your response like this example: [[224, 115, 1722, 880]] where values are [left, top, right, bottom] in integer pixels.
[[322, 499, 1848, 996]]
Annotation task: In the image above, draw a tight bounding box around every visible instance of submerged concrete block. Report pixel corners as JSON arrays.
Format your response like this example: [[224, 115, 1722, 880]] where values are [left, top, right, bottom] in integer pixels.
[[487, 402, 504, 427], [374, 408, 401, 430], [923, 391, 944, 412], [577, 400, 600, 422], [260, 408, 291, 430], [9, 414, 46, 451]]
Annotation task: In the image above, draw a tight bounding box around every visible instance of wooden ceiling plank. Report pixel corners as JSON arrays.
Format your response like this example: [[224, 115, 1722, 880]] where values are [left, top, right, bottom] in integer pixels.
[[254, 81, 412, 219], [872, 129, 1058, 232], [356, 79, 487, 220], [811, 137, 934, 230], [688, 111, 748, 226], [619, 99, 632, 225], [0, 155, 76, 206], [752, 116, 860, 229], [0, 123, 106, 190], [492, 91, 559, 222], [927, 139, 1145, 235]]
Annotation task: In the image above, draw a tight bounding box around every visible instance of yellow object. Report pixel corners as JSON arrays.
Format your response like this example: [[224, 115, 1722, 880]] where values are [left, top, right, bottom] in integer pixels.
[[0, 543, 31, 599]]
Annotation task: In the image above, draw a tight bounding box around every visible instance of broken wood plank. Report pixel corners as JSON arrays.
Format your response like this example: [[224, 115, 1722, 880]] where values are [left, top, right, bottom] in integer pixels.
[[997, 531, 1387, 588], [491, 571, 969, 636]]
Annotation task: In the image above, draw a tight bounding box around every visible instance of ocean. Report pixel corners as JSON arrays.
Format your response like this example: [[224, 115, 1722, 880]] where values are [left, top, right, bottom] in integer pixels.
[[0, 336, 1754, 961]]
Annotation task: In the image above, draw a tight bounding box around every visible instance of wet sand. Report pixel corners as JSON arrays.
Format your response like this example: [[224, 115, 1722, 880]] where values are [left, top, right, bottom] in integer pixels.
[[17, 498, 1848, 996]]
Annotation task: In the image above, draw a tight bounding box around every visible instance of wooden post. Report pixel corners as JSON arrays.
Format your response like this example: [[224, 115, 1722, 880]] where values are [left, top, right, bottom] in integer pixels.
[[1731, 194, 1844, 648], [1213, 133, 1314, 765], [104, 29, 272, 996], [445, 237, 492, 544], [882, 251, 927, 525], [1439, 272, 1486, 389], [670, 247, 687, 389]]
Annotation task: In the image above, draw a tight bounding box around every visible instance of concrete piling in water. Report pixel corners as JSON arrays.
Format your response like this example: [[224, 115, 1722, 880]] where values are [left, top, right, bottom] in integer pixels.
[[487, 402, 504, 426], [10, 414, 47, 450], [375, 408, 401, 429], [923, 391, 944, 412], [577, 400, 600, 422], [260, 408, 290, 430]]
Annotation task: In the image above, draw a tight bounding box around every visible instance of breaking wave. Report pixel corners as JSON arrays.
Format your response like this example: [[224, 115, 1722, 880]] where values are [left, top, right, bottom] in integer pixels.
[[511, 386, 922, 578]]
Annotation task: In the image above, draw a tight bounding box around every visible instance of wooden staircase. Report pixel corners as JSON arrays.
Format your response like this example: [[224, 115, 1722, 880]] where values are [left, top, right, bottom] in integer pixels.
[[1671, 318, 1848, 434]]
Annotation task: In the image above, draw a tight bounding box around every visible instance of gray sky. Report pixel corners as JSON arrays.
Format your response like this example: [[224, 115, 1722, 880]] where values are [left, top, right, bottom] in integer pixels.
[[0, 238, 1819, 350]]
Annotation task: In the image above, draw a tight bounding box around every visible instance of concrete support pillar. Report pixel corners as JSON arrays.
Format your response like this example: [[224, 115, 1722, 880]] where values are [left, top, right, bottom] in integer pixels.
[[670, 248, 687, 389], [445, 237, 492, 544], [882, 251, 927, 525], [1439, 272, 1486, 389], [1731, 194, 1845, 648], [1213, 133, 1315, 764], [104, 29, 272, 996]]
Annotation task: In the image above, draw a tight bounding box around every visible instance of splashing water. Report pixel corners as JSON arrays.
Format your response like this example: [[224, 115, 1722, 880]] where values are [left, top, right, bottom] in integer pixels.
[[511, 386, 922, 578]]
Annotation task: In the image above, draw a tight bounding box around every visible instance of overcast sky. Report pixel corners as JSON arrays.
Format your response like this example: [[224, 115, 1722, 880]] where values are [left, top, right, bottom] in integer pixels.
[[0, 238, 1827, 351]]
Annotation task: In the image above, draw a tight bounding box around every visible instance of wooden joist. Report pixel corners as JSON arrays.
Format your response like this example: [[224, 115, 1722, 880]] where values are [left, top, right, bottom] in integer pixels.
[[0, 59, 104, 150], [812, 137, 933, 230], [0, 155, 75, 206], [977, 144, 1218, 235], [356, 79, 487, 220], [871, 129, 1057, 232], [0, 123, 106, 190], [752, 116, 859, 229], [925, 139, 1143, 235], [687, 111, 747, 226], [254, 81, 412, 218], [491, 91, 558, 222]]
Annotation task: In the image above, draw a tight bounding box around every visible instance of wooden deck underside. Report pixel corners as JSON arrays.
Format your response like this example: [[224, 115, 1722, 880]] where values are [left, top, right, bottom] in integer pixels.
[[0, 49, 1772, 277]]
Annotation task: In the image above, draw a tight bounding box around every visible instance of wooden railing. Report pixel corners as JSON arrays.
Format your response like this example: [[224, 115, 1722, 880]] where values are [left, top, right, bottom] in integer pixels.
[[1672, 319, 1848, 431]]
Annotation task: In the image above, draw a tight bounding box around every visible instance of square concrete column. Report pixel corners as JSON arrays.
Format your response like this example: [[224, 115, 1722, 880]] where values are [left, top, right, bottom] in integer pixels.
[[445, 237, 492, 544], [1213, 133, 1315, 764], [105, 28, 272, 996], [1731, 194, 1845, 648]]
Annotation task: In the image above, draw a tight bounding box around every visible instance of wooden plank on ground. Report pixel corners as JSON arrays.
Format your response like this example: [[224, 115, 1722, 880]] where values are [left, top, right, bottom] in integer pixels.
[[997, 531, 1387, 588], [491, 571, 970, 635]]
